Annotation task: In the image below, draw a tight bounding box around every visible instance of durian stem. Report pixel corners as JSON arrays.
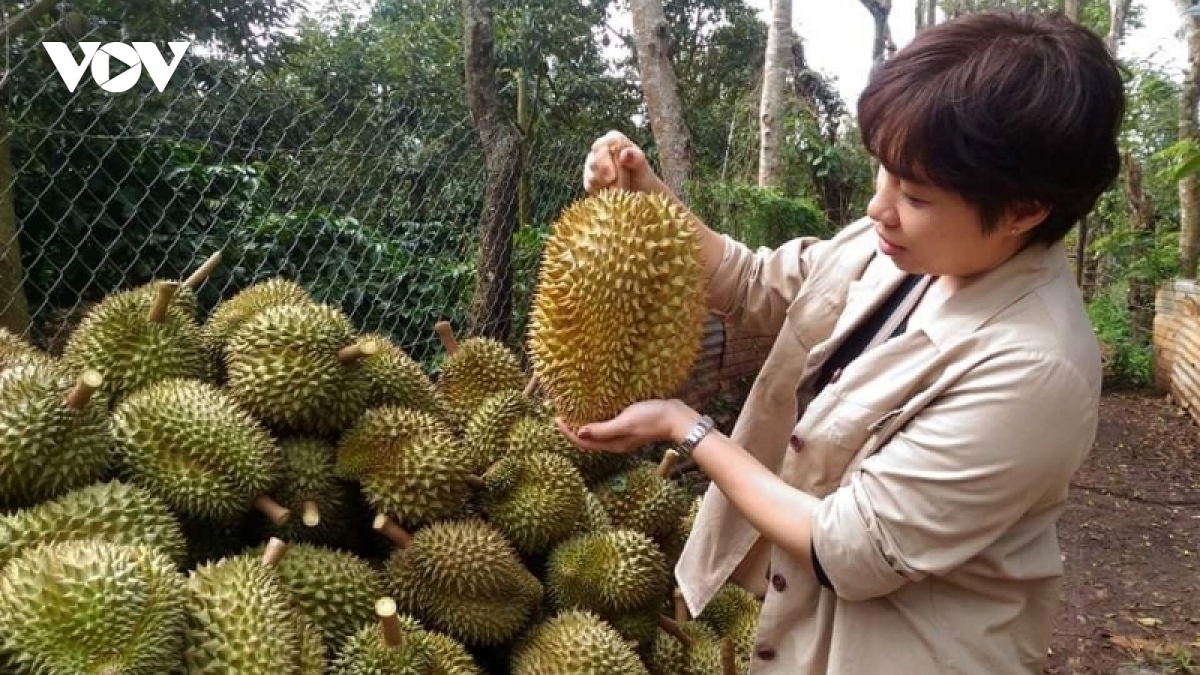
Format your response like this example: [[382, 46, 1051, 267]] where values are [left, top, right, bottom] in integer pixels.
[[337, 340, 380, 363], [301, 500, 320, 527], [253, 496, 292, 526], [372, 513, 413, 548], [657, 448, 681, 478], [64, 369, 103, 409], [673, 587, 690, 622], [261, 537, 288, 567], [464, 474, 486, 490], [522, 373, 540, 398], [720, 637, 736, 675], [147, 282, 179, 323], [656, 615, 694, 649], [376, 597, 405, 648], [182, 250, 223, 289], [434, 321, 458, 355]]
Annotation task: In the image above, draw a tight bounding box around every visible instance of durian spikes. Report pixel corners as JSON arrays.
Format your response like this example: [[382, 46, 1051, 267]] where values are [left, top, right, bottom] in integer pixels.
[[376, 597, 406, 648], [301, 500, 320, 527], [657, 448, 681, 478], [147, 281, 179, 323], [435, 320, 458, 355], [656, 615, 695, 649], [182, 249, 223, 290], [338, 339, 381, 363], [254, 495, 292, 526], [373, 513, 413, 548], [261, 536, 288, 566], [63, 369, 103, 409]]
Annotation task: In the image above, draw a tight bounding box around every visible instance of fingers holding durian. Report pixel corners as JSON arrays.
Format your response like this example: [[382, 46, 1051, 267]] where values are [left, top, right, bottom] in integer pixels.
[[583, 130, 668, 197]]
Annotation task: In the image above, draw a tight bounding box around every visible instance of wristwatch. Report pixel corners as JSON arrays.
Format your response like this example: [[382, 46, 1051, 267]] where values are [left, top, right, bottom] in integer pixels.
[[676, 414, 715, 460]]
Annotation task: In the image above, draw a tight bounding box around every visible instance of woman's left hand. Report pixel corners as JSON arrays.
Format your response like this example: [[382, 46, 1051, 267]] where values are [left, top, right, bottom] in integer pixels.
[[556, 399, 701, 454]]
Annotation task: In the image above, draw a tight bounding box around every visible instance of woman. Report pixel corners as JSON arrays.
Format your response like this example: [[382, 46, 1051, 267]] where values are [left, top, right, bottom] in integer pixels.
[[558, 10, 1125, 675]]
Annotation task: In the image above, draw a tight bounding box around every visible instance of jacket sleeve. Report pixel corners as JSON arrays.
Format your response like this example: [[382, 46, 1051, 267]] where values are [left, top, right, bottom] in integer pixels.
[[808, 351, 1098, 603], [706, 233, 827, 340]]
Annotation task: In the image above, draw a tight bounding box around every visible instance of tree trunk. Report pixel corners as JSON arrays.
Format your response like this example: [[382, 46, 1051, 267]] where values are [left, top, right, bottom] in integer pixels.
[[859, 0, 895, 65], [1123, 152, 1156, 345], [462, 0, 522, 341], [1063, 0, 1079, 21], [758, 0, 791, 189], [0, 108, 29, 336], [1177, 0, 1200, 278], [629, 0, 693, 196], [1106, 0, 1131, 53]]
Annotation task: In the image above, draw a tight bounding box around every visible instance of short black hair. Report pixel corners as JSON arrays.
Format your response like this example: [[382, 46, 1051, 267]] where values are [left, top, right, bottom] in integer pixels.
[[857, 10, 1126, 245]]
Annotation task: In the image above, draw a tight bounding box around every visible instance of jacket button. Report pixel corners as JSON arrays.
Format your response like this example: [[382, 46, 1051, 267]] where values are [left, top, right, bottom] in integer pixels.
[[789, 435, 805, 452], [756, 646, 777, 660], [771, 573, 787, 592]]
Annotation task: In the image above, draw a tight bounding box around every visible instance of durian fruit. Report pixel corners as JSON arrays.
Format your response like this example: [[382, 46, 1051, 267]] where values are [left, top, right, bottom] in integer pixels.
[[182, 540, 326, 674], [61, 281, 211, 403], [507, 415, 635, 484], [257, 437, 358, 548], [337, 408, 474, 530], [474, 451, 588, 556], [329, 598, 437, 675], [646, 618, 733, 675], [509, 609, 650, 675], [130, 250, 224, 320], [0, 539, 187, 675], [545, 528, 670, 615], [224, 302, 376, 436], [200, 276, 313, 379], [575, 491, 613, 534], [434, 321, 526, 425], [250, 541, 386, 656], [0, 480, 186, 568], [592, 459, 692, 542], [359, 332, 454, 424], [0, 327, 53, 371], [526, 187, 708, 427], [376, 516, 543, 647], [463, 390, 540, 471], [0, 361, 113, 508], [697, 583, 760, 673], [111, 377, 286, 524]]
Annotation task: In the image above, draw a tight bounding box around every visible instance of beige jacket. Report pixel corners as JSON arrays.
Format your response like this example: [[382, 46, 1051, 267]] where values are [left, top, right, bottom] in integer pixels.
[[676, 216, 1101, 675]]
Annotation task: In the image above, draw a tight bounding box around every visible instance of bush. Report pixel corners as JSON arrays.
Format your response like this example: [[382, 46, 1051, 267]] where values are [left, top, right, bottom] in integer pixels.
[[684, 181, 831, 250]]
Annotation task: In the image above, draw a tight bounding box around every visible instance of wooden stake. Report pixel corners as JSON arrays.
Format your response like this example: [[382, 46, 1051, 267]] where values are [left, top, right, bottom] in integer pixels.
[[376, 597, 405, 648], [182, 250, 223, 289], [261, 537, 288, 567], [434, 321, 458, 355], [464, 474, 486, 490], [64, 369, 102, 409], [673, 587, 690, 622], [720, 637, 736, 675], [301, 500, 320, 527], [523, 373, 540, 398], [253, 495, 291, 526], [657, 448, 681, 478], [656, 615, 694, 649], [372, 513, 413, 548], [337, 339, 380, 363], [147, 282, 178, 323]]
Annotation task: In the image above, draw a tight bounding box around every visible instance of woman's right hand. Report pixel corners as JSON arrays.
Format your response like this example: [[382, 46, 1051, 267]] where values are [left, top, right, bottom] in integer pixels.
[[583, 130, 670, 197]]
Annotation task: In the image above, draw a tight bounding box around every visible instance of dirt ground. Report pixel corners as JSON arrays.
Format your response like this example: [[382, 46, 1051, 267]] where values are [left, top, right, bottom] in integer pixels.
[[1043, 388, 1200, 675]]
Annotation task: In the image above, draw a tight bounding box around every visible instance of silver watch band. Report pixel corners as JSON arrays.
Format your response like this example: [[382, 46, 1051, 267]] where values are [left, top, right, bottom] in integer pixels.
[[677, 415, 715, 460]]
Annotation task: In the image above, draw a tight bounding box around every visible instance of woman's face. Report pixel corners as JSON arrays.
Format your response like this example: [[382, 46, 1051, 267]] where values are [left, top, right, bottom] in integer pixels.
[[866, 166, 1046, 288]]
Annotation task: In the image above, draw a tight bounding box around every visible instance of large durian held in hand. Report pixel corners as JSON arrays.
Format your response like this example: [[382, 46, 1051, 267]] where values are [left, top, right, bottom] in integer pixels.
[[527, 158, 708, 427]]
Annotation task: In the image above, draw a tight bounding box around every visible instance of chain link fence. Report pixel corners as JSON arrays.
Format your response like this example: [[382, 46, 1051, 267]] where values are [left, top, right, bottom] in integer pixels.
[[0, 21, 597, 370]]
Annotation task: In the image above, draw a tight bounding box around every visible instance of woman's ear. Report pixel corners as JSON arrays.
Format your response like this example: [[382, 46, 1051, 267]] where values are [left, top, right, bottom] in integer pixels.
[[1005, 201, 1050, 237]]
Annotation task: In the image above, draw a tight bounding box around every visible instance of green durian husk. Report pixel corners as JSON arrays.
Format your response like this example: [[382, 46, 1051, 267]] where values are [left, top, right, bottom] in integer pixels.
[[258, 437, 358, 548], [0, 360, 114, 509], [464, 390, 539, 471], [329, 618, 436, 675], [575, 490, 613, 534], [359, 333, 455, 425], [507, 415, 634, 484], [509, 609, 650, 675], [545, 528, 670, 615], [647, 620, 727, 675], [200, 277, 313, 381], [437, 337, 526, 425], [0, 480, 186, 569], [0, 327, 54, 372], [696, 582, 761, 637], [182, 551, 324, 674], [111, 377, 282, 522], [224, 302, 373, 436], [593, 461, 692, 541], [478, 451, 588, 556], [0, 540, 187, 675], [61, 283, 211, 403]]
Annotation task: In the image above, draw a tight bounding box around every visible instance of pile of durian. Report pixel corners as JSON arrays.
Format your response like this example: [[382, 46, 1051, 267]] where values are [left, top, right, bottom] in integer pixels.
[[0, 245, 759, 674]]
